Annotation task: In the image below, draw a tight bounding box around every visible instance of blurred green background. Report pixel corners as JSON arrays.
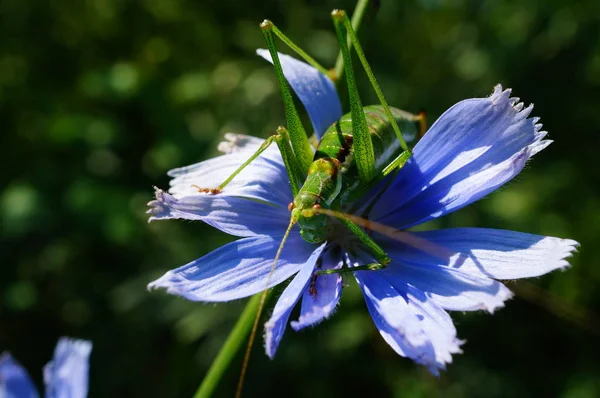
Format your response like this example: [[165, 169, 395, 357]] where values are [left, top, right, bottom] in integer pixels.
[[1, 0, 599, 396]]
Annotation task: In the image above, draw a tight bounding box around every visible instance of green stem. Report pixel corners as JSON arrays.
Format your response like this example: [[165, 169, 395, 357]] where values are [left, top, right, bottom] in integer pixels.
[[333, 0, 371, 84], [193, 294, 263, 398]]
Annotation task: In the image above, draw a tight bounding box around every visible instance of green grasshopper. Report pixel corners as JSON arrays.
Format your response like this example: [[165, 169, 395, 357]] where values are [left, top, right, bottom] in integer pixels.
[[195, 11, 427, 396], [197, 10, 425, 275]]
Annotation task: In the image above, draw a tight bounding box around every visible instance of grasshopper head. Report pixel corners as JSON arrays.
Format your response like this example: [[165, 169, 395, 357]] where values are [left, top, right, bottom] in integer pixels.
[[290, 194, 328, 244]]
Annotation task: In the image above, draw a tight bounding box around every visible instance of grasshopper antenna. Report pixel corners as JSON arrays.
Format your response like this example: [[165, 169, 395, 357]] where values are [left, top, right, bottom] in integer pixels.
[[510, 280, 600, 335], [311, 207, 453, 261], [236, 214, 297, 398], [418, 110, 427, 138], [312, 207, 600, 335]]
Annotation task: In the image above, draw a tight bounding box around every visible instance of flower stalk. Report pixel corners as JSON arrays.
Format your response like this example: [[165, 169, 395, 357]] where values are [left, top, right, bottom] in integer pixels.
[[193, 294, 263, 398]]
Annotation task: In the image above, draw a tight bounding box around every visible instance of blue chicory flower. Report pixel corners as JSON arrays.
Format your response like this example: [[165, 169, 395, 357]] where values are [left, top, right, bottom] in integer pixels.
[[0, 338, 92, 398], [147, 50, 579, 374]]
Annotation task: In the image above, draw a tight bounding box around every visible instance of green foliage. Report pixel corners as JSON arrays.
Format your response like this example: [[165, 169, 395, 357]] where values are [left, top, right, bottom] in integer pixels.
[[1, 0, 599, 396]]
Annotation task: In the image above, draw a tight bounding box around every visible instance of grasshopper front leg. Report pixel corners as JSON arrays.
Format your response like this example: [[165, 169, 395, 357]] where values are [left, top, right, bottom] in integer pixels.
[[193, 127, 304, 197]]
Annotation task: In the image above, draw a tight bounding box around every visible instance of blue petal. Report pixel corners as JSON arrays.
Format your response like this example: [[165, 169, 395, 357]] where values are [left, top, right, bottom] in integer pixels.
[[43, 338, 92, 398], [383, 257, 512, 313], [0, 353, 40, 398], [355, 270, 462, 375], [161, 142, 291, 208], [148, 139, 295, 236], [372, 86, 549, 229], [383, 228, 579, 280], [264, 244, 326, 358], [290, 247, 343, 331], [149, 188, 290, 237], [148, 234, 320, 302], [257, 49, 342, 139]]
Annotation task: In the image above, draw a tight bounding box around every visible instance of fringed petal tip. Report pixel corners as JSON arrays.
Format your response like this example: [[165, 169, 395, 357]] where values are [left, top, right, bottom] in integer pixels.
[[44, 337, 92, 398], [217, 133, 264, 154], [398, 335, 465, 377], [54, 337, 92, 358], [264, 307, 305, 358], [498, 235, 581, 279], [289, 302, 340, 332], [289, 277, 342, 331], [489, 85, 530, 114], [552, 238, 580, 272], [357, 272, 466, 376], [264, 320, 278, 360], [147, 271, 213, 303], [419, 342, 464, 377], [490, 84, 529, 112], [490, 84, 545, 138], [146, 187, 177, 222], [147, 271, 186, 296], [566, 238, 581, 254], [484, 289, 513, 314], [531, 139, 552, 156], [490, 84, 509, 101]]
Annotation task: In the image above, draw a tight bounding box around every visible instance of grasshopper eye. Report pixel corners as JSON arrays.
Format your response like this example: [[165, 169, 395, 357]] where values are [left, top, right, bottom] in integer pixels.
[[288, 202, 295, 211]]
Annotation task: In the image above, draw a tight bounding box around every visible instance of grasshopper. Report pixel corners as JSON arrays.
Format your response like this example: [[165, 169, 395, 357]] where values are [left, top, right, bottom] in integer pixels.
[[192, 10, 427, 397]]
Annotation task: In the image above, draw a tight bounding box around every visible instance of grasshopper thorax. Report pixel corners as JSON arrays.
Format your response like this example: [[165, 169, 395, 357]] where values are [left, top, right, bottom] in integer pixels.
[[290, 199, 328, 244], [289, 158, 343, 244]]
